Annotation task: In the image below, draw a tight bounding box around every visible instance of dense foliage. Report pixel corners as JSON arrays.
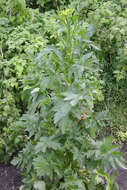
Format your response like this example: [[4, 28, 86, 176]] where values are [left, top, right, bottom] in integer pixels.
[[0, 0, 127, 189]]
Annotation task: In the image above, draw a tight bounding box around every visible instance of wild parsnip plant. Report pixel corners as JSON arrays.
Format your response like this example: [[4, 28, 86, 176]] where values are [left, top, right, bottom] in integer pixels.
[[12, 9, 124, 190]]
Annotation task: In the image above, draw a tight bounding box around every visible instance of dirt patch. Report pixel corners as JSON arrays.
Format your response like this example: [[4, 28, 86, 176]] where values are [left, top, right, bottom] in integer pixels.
[[117, 148, 127, 190], [0, 163, 22, 190], [116, 167, 127, 190], [108, 146, 127, 190]]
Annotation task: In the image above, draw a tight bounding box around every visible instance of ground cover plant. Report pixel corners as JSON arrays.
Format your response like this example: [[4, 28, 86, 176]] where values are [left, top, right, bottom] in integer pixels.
[[0, 0, 127, 189], [0, 0, 47, 162]]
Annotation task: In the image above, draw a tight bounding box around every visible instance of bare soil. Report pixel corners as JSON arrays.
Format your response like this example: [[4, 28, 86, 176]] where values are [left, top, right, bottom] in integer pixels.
[[0, 163, 22, 190], [109, 146, 127, 190]]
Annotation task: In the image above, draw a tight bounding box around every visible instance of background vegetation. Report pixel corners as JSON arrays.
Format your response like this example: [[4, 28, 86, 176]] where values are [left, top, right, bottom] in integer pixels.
[[0, 0, 127, 189]]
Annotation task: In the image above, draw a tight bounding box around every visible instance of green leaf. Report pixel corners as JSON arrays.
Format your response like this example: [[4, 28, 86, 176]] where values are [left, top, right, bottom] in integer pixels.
[[11, 157, 21, 166], [31, 88, 40, 94], [34, 157, 53, 178], [95, 110, 110, 121], [60, 175, 86, 190], [54, 102, 71, 124], [115, 157, 127, 170], [64, 92, 79, 106], [35, 137, 62, 153]]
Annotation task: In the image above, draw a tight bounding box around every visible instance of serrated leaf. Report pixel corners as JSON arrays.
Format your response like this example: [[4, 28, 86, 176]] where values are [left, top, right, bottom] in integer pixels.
[[34, 157, 53, 178], [35, 137, 62, 153], [54, 102, 71, 124], [60, 176, 86, 190]]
